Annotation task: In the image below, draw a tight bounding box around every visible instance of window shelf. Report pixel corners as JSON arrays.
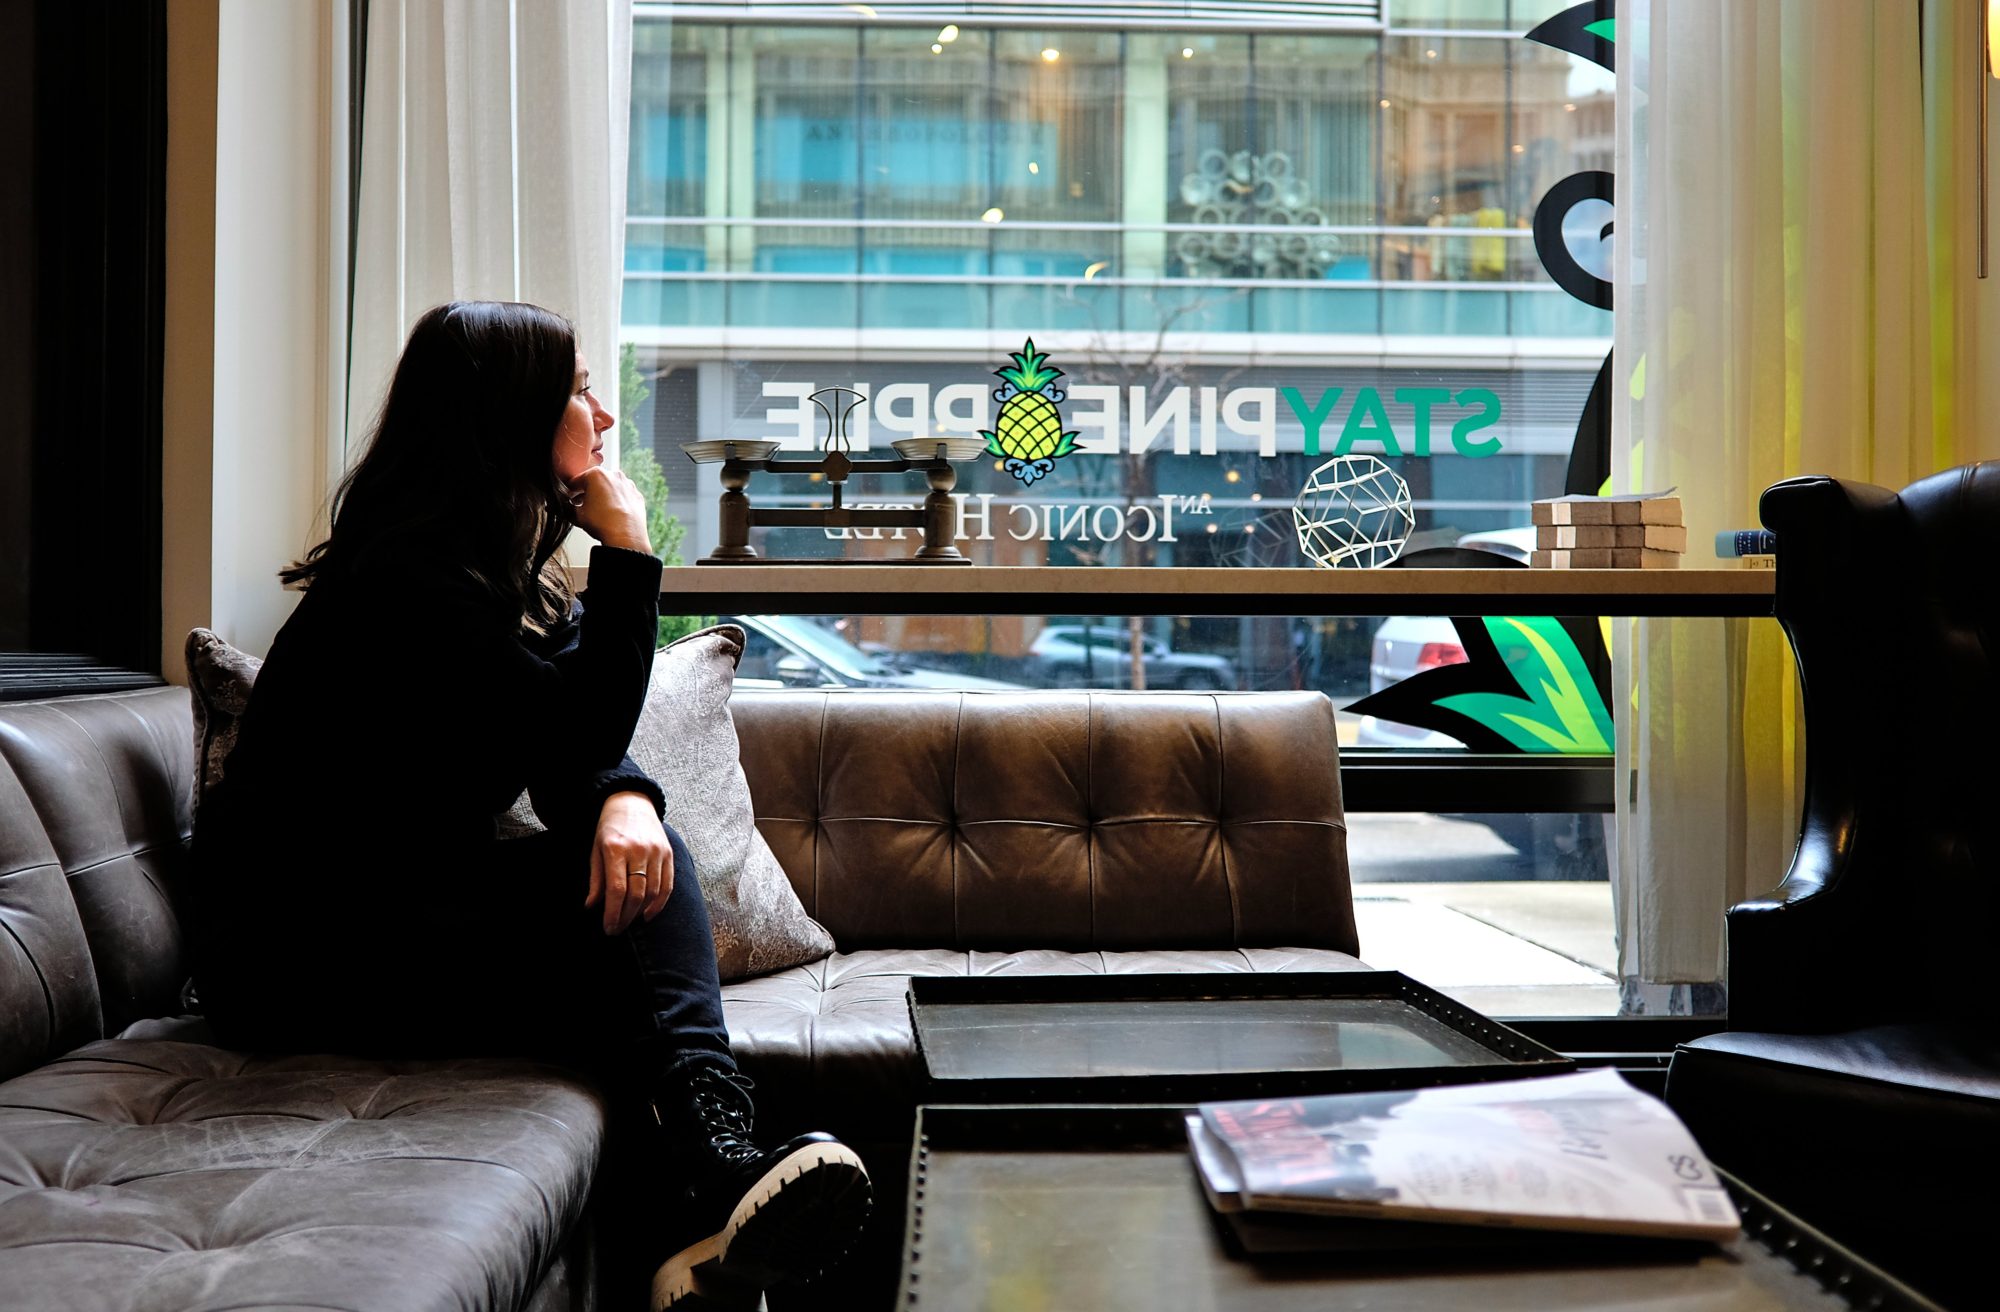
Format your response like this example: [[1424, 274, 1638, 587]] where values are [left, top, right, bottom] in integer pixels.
[[602, 565, 1775, 618]]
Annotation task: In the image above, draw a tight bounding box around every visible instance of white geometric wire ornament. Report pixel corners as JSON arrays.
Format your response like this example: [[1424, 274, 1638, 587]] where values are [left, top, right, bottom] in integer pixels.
[[1292, 455, 1415, 568]]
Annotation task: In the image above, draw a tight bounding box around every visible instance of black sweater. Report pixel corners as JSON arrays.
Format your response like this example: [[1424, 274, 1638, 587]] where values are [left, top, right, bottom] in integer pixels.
[[196, 538, 667, 905]]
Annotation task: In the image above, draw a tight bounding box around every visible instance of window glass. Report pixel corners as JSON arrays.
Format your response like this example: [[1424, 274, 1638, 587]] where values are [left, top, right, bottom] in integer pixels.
[[628, 10, 1633, 1007], [627, 21, 708, 218], [1505, 1, 1593, 33], [624, 18, 1611, 566], [710, 606, 1620, 1013], [753, 613, 895, 679], [625, 22, 715, 328], [1385, 1, 1511, 30], [733, 623, 789, 683]]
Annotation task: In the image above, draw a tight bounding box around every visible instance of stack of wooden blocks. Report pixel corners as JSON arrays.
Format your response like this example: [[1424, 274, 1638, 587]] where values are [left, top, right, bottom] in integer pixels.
[[1529, 494, 1686, 568]]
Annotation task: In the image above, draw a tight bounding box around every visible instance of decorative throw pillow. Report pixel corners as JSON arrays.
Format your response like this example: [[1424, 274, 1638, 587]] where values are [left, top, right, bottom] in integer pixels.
[[185, 628, 263, 821], [503, 624, 834, 982]]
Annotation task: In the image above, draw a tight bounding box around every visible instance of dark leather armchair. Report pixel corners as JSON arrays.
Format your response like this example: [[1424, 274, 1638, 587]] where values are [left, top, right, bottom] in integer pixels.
[[1664, 462, 2000, 1310]]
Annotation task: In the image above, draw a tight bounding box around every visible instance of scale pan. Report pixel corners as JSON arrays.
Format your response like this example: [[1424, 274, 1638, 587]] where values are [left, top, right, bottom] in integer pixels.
[[891, 436, 987, 462], [681, 439, 782, 464]]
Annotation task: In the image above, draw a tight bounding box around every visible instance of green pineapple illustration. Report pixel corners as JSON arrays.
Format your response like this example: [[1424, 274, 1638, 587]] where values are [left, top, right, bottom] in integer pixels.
[[981, 339, 1080, 486]]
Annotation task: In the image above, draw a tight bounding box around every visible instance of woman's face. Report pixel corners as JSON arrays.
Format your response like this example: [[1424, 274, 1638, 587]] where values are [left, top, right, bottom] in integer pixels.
[[552, 351, 615, 484]]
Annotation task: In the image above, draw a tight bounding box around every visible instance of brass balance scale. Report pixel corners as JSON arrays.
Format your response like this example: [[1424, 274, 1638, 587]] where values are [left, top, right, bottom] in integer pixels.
[[681, 387, 984, 565]]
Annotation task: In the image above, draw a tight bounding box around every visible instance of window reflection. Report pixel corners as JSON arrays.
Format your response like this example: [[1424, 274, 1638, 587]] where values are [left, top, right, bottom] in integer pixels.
[[620, 17, 1618, 602], [625, 20, 1614, 339]]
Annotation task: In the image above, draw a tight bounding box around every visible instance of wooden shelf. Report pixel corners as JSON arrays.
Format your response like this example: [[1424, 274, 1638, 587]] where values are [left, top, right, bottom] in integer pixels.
[[572, 565, 1776, 618]]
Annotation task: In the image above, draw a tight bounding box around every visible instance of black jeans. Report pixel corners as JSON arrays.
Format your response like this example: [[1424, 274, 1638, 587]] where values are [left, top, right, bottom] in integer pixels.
[[202, 820, 735, 1094]]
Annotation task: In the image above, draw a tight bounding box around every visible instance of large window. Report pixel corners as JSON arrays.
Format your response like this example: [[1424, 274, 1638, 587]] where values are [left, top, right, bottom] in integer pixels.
[[622, 3, 1632, 1012], [623, 14, 1610, 562], [621, 2, 1615, 714]]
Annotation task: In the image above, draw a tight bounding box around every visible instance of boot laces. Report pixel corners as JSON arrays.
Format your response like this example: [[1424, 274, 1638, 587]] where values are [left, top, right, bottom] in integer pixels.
[[688, 1065, 758, 1158]]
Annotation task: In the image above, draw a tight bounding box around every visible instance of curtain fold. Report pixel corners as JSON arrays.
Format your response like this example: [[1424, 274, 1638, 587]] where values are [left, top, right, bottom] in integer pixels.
[[1612, 0, 2000, 1007], [348, 0, 634, 517]]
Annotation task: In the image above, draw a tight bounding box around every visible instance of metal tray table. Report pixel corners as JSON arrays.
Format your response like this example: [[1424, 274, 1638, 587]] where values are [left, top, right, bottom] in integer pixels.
[[909, 970, 1572, 1104], [900, 1104, 1944, 1312]]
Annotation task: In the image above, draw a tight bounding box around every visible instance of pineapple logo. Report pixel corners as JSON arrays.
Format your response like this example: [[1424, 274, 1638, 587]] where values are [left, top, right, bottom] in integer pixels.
[[981, 339, 1081, 487]]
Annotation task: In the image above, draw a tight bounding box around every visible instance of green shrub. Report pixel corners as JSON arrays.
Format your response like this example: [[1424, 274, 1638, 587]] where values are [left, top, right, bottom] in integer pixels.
[[618, 344, 712, 646]]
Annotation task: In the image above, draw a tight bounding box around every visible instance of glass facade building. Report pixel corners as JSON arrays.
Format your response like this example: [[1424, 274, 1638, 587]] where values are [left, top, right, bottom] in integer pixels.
[[620, 1, 1614, 573], [626, 7, 1611, 341]]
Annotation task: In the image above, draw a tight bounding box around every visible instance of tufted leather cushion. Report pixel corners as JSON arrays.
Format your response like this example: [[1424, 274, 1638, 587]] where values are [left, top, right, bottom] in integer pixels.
[[0, 1019, 604, 1312], [720, 945, 1369, 1142], [730, 690, 1357, 954], [0, 688, 195, 1082]]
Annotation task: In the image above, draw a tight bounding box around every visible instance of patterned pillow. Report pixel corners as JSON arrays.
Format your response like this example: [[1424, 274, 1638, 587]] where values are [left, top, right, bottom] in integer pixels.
[[184, 628, 262, 821], [503, 624, 834, 981]]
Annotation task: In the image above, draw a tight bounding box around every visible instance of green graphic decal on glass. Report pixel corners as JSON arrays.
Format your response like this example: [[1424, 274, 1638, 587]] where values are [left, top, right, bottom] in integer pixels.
[[1355, 2, 1619, 754], [1436, 618, 1614, 754], [1528, 1, 1616, 74], [1528, 1, 1616, 497], [1347, 613, 1613, 756], [981, 339, 1081, 487]]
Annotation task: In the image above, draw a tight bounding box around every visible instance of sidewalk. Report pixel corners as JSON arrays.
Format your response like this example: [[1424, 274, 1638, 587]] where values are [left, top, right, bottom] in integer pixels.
[[1350, 881, 1619, 1017]]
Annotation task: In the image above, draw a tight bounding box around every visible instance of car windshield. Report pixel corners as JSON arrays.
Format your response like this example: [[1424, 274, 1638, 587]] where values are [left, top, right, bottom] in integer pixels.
[[744, 614, 895, 678]]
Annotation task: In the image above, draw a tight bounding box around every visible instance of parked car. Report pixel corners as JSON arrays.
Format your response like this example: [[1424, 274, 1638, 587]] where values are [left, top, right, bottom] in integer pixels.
[[1025, 624, 1237, 690], [1353, 527, 1606, 878], [1356, 527, 1536, 749], [729, 613, 1024, 690]]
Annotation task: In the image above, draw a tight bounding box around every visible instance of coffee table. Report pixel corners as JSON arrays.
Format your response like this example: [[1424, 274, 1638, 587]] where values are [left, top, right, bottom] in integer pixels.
[[899, 1104, 1944, 1311], [908, 970, 1571, 1104]]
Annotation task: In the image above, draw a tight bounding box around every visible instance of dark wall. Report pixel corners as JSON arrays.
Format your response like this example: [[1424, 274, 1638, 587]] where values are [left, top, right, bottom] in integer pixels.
[[0, 1, 35, 651], [0, 0, 168, 687]]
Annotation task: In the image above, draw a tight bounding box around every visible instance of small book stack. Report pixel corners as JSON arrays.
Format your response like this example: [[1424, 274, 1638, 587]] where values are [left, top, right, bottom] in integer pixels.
[[1186, 1069, 1741, 1259], [1530, 493, 1686, 569]]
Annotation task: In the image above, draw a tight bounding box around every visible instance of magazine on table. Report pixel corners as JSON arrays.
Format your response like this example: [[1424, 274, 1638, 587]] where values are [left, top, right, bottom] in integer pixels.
[[1187, 1068, 1739, 1243]]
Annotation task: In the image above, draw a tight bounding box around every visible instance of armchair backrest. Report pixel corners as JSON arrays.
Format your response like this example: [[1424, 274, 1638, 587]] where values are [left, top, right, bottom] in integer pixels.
[[1745, 463, 2000, 1028], [729, 689, 1357, 955]]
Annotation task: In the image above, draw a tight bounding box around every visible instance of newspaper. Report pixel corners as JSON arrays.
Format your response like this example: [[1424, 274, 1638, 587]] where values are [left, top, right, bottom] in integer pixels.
[[1189, 1069, 1739, 1241]]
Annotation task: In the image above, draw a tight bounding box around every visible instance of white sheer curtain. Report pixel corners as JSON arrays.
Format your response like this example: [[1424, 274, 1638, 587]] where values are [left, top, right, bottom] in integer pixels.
[[348, 0, 634, 534], [1612, 0, 2000, 1008]]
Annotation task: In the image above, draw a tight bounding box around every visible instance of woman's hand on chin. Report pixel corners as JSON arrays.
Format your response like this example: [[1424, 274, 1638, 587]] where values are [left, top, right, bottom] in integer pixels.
[[585, 791, 673, 934], [568, 466, 653, 555]]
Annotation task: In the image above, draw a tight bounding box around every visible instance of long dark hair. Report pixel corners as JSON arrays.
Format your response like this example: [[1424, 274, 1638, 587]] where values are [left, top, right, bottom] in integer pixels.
[[283, 300, 581, 633]]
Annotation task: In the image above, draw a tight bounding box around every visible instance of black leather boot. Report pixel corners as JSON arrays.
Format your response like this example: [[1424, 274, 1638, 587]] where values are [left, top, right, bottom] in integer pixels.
[[648, 1060, 871, 1311]]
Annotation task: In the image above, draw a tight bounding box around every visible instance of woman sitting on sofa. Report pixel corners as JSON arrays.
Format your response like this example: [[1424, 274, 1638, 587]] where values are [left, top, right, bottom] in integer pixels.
[[189, 299, 869, 1309]]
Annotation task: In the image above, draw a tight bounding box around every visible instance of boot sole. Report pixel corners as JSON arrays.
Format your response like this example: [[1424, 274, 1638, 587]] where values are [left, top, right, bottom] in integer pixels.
[[651, 1140, 872, 1310]]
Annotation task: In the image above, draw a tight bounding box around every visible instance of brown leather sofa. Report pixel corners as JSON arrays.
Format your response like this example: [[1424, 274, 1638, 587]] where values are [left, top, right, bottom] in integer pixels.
[[0, 685, 1361, 1308], [0, 686, 607, 1310]]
